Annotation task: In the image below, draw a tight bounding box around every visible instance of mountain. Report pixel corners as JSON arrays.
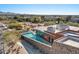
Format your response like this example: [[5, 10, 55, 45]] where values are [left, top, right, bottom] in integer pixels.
[[0, 11, 19, 16], [0, 11, 79, 17]]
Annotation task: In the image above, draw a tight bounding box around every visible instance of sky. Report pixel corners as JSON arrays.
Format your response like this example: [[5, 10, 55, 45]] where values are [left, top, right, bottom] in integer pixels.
[[0, 4, 79, 15]]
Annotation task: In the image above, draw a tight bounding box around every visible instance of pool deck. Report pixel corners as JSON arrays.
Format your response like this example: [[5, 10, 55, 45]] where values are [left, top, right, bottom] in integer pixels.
[[63, 39, 79, 48]]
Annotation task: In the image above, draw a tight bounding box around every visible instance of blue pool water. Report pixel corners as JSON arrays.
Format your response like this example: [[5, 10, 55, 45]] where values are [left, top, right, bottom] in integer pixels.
[[22, 32, 50, 45]]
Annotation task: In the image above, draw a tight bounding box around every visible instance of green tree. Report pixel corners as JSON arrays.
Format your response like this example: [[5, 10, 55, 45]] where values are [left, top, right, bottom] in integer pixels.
[[31, 16, 42, 23], [56, 18, 61, 24], [66, 16, 72, 22], [8, 22, 22, 30]]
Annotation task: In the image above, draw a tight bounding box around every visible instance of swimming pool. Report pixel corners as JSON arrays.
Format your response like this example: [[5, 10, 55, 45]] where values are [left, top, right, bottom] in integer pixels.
[[22, 32, 51, 47]]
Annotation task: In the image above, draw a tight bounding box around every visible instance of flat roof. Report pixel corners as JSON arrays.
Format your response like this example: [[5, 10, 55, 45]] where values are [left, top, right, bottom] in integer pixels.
[[63, 39, 79, 48], [56, 30, 79, 48]]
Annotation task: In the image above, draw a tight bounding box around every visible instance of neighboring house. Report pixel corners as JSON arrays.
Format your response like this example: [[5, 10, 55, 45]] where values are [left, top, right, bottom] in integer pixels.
[[23, 15, 33, 18], [56, 24, 70, 32], [44, 15, 60, 20], [71, 18, 79, 23]]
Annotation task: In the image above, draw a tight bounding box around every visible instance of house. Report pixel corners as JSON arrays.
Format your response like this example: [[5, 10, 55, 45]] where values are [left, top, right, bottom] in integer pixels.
[[71, 18, 79, 23], [32, 24, 79, 53]]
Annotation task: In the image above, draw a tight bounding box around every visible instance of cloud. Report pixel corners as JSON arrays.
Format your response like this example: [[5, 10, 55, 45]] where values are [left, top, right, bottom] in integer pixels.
[[27, 11, 79, 15]]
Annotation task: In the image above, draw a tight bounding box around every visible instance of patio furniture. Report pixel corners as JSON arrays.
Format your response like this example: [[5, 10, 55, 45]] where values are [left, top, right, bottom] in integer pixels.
[[47, 27, 55, 33]]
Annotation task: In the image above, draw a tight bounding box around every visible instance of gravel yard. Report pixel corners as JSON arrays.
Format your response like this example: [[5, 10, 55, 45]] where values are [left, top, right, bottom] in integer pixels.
[[0, 32, 4, 54]]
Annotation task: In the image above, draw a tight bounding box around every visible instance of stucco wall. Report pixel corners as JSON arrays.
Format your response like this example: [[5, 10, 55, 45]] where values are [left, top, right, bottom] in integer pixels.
[[50, 41, 79, 54]]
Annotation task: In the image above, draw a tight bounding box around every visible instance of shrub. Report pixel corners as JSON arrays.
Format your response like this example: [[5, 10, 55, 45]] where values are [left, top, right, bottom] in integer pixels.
[[3, 31, 19, 44], [8, 22, 23, 30], [66, 22, 79, 27], [44, 21, 55, 26]]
